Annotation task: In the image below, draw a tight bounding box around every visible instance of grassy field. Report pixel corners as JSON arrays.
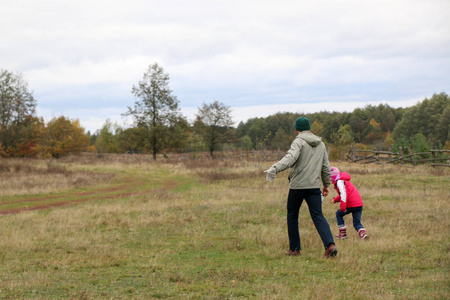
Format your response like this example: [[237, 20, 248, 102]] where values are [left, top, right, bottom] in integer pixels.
[[0, 154, 449, 299]]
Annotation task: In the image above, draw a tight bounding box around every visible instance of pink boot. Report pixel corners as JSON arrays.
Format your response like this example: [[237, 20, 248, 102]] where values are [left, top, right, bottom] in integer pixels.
[[335, 227, 347, 239], [358, 228, 369, 240]]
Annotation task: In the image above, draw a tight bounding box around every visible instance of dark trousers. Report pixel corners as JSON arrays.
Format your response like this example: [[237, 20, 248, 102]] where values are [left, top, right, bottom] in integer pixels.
[[287, 189, 334, 251], [336, 206, 364, 231]]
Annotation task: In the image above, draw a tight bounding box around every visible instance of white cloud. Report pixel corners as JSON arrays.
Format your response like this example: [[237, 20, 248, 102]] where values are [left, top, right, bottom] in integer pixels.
[[26, 55, 154, 87], [2, 0, 449, 132], [37, 106, 133, 134]]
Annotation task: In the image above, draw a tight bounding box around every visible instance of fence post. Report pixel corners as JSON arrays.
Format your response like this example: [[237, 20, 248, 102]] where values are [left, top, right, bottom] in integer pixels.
[[352, 145, 357, 162], [406, 147, 416, 166], [431, 150, 436, 166], [399, 146, 404, 165]]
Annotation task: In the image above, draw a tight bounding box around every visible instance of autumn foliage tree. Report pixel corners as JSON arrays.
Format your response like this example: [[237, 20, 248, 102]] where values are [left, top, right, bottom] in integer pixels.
[[35, 116, 89, 158], [363, 118, 384, 144], [14, 116, 46, 157]]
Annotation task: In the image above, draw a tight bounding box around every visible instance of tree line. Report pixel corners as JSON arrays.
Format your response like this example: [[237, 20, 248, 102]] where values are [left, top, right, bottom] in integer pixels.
[[234, 92, 449, 160], [1, 65, 449, 160]]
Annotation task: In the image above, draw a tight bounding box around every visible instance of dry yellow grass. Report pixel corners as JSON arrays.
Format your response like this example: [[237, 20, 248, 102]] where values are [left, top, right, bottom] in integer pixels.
[[0, 157, 116, 197], [0, 155, 448, 299]]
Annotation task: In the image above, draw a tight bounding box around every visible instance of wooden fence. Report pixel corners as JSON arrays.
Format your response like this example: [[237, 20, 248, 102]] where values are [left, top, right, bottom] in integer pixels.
[[168, 150, 284, 162], [347, 146, 450, 167], [162, 147, 449, 167]]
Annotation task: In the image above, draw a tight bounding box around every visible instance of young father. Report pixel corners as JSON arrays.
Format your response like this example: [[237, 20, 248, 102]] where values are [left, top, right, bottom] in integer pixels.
[[265, 117, 337, 258]]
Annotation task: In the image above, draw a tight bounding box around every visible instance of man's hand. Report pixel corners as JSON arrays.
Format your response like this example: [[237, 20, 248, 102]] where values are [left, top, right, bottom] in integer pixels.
[[264, 166, 277, 182], [322, 187, 329, 197]]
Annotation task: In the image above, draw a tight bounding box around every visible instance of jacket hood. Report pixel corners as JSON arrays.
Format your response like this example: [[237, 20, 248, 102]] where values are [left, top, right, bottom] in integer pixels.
[[298, 131, 321, 147], [339, 172, 352, 181]]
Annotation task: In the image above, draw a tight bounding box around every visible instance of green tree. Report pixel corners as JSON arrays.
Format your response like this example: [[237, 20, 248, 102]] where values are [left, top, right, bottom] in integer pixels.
[[271, 128, 291, 151], [410, 133, 431, 152], [349, 109, 367, 143], [195, 100, 234, 158], [237, 135, 253, 150], [410, 133, 432, 160], [393, 105, 418, 143], [380, 106, 396, 132], [166, 116, 191, 153], [95, 119, 122, 153], [330, 124, 354, 161], [247, 118, 267, 149], [265, 112, 297, 141], [187, 129, 207, 154], [310, 120, 324, 137], [123, 63, 182, 160], [235, 121, 247, 139], [118, 127, 147, 153], [436, 104, 450, 144], [322, 113, 344, 143], [393, 92, 449, 146], [0, 70, 37, 156]]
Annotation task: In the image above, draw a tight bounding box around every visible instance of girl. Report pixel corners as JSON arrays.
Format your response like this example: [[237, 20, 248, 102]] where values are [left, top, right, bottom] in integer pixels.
[[330, 167, 369, 240]]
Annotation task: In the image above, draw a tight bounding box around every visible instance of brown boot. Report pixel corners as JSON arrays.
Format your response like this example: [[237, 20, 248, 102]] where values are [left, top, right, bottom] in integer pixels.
[[285, 249, 301, 256], [335, 227, 347, 239], [324, 243, 338, 258]]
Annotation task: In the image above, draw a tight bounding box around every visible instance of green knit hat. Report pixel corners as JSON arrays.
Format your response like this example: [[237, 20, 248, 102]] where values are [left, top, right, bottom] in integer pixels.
[[294, 117, 310, 131]]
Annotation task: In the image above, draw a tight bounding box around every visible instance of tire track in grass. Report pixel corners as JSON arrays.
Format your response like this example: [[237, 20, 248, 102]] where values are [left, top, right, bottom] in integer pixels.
[[1, 177, 137, 206], [0, 176, 180, 216]]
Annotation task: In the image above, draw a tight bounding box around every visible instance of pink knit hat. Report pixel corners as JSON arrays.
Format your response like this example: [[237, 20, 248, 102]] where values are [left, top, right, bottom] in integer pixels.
[[330, 167, 340, 183]]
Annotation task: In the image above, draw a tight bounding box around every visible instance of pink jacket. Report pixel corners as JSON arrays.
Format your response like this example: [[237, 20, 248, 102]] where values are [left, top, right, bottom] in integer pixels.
[[333, 172, 363, 211]]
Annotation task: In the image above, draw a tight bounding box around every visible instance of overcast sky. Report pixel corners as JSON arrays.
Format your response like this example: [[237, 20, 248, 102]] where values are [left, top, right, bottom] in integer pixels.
[[2, 0, 449, 132]]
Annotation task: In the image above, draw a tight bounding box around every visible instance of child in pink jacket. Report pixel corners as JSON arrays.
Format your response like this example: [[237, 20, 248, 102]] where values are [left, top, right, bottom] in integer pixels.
[[331, 167, 369, 240]]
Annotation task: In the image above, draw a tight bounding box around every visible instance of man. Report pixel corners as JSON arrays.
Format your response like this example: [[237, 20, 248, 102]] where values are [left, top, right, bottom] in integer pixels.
[[265, 116, 337, 258]]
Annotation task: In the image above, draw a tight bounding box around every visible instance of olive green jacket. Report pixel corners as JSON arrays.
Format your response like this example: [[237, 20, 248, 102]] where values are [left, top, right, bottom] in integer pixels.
[[273, 131, 331, 189]]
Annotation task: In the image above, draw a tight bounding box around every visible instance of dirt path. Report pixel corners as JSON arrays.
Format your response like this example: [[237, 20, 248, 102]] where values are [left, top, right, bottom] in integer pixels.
[[0, 176, 179, 216]]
